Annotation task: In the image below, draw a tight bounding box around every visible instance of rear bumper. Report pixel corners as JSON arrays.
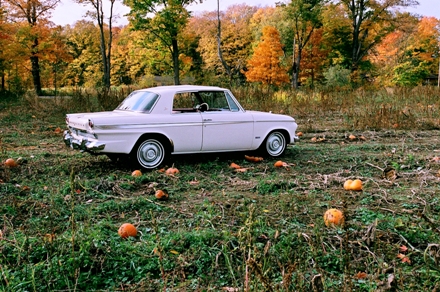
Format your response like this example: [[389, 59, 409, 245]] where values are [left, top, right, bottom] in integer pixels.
[[63, 130, 106, 152]]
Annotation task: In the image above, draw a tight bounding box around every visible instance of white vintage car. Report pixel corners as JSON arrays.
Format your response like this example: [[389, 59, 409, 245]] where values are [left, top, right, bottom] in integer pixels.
[[64, 85, 298, 170]]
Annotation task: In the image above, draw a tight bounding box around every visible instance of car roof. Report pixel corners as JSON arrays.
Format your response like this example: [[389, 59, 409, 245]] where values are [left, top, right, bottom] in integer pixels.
[[137, 85, 226, 94]]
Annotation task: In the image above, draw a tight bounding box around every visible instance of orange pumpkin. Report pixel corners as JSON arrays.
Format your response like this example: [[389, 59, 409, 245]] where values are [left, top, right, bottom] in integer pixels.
[[343, 179, 353, 190], [131, 170, 142, 177], [230, 162, 241, 169], [343, 179, 363, 191], [297, 132, 303, 137], [349, 134, 356, 140], [155, 189, 169, 200], [118, 223, 137, 238], [165, 167, 179, 175], [323, 209, 345, 227], [4, 158, 18, 168], [244, 155, 263, 162], [350, 179, 363, 191], [274, 160, 286, 168]]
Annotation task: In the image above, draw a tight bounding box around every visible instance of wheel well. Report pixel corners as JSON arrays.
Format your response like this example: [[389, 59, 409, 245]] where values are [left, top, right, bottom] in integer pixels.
[[263, 129, 290, 146], [132, 133, 173, 154]]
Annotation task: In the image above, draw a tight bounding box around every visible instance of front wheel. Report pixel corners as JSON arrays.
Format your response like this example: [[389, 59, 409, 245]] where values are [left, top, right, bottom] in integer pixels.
[[131, 137, 167, 170], [261, 131, 287, 157]]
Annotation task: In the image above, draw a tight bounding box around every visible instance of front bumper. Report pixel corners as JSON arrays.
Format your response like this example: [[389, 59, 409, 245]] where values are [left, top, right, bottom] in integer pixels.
[[63, 130, 106, 152]]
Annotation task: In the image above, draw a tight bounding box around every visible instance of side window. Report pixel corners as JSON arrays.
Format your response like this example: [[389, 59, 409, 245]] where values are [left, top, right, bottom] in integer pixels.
[[225, 92, 240, 112], [199, 91, 231, 111], [173, 92, 196, 112]]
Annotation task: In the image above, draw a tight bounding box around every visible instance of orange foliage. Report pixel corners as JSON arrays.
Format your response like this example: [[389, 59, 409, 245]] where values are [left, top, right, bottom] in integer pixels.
[[245, 26, 289, 86]]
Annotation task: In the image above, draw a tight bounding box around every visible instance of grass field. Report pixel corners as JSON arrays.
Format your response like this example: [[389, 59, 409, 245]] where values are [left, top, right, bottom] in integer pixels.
[[1, 87, 440, 291]]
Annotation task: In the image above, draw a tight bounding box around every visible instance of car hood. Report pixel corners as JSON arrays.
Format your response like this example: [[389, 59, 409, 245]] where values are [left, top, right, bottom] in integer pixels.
[[247, 110, 296, 122]]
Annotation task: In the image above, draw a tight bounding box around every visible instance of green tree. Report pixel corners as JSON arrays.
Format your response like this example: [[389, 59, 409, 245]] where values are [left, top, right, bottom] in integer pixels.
[[75, 0, 116, 89], [63, 20, 102, 87], [279, 0, 326, 88], [320, 3, 352, 69], [244, 26, 289, 86], [125, 0, 200, 85]]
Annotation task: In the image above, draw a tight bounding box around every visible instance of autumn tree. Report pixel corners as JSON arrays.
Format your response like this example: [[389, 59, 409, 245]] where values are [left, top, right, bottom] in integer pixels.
[[369, 13, 419, 85], [43, 25, 72, 91], [188, 4, 256, 83], [300, 28, 328, 86], [244, 25, 289, 86], [391, 17, 440, 86], [63, 20, 102, 86], [0, 4, 8, 91], [339, 0, 419, 75], [279, 0, 326, 88], [125, 0, 201, 85], [5, 0, 60, 95], [75, 0, 116, 89]]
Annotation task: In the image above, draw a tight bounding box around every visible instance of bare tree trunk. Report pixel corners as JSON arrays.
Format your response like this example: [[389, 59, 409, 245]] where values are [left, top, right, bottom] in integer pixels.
[[95, 0, 114, 89], [172, 38, 180, 85], [216, 0, 232, 82], [31, 38, 42, 95], [291, 38, 296, 88]]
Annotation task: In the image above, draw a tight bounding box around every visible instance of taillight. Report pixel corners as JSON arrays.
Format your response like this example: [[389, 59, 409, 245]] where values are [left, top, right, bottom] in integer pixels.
[[88, 119, 94, 128], [65, 116, 69, 124]]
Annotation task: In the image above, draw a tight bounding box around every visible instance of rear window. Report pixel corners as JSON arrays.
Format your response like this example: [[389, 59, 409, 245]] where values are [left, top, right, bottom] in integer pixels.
[[116, 91, 159, 112]]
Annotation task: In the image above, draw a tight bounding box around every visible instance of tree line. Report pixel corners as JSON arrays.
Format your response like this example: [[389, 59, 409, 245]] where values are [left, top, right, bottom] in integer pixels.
[[0, 0, 439, 95]]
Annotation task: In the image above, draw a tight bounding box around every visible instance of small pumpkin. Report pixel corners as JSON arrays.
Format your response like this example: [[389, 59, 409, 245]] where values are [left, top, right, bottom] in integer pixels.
[[244, 155, 263, 162], [118, 223, 137, 238], [343, 179, 353, 190], [4, 158, 18, 168], [274, 160, 286, 168], [343, 179, 363, 191], [230, 162, 241, 169], [350, 179, 363, 191], [297, 131, 303, 137], [323, 208, 345, 227], [131, 170, 142, 177], [348, 134, 356, 140], [155, 189, 169, 200], [165, 167, 179, 175]]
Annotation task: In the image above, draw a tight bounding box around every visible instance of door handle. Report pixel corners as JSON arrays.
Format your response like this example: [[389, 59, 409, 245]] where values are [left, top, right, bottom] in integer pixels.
[[203, 119, 212, 122]]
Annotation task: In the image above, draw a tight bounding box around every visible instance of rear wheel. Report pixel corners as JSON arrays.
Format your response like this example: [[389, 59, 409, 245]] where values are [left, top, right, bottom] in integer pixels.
[[261, 131, 287, 157], [131, 137, 168, 170]]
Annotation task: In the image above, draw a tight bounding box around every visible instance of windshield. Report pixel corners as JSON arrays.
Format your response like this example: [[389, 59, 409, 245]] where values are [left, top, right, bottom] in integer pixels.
[[116, 91, 159, 112]]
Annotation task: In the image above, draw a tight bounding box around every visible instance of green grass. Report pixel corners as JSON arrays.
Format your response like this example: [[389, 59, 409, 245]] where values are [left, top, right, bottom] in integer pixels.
[[1, 87, 440, 291]]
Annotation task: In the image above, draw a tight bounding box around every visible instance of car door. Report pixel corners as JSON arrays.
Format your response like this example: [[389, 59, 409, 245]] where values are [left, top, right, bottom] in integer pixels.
[[199, 91, 254, 151], [167, 92, 203, 153]]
